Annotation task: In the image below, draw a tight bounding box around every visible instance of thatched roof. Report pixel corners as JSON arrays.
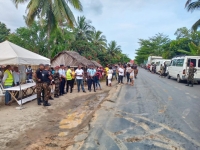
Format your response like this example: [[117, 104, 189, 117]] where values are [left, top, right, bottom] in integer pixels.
[[51, 51, 93, 67], [91, 60, 102, 67]]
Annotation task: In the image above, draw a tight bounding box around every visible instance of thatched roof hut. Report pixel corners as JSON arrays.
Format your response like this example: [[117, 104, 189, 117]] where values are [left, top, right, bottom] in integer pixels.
[[91, 60, 102, 67], [51, 51, 93, 67]]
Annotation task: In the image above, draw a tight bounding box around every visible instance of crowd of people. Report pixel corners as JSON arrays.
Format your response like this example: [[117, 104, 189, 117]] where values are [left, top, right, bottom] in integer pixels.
[[0, 62, 139, 107]]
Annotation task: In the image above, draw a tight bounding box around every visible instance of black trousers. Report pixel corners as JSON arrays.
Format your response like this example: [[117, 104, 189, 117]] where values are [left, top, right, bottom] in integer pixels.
[[88, 78, 95, 91], [66, 80, 73, 93], [126, 73, 131, 83], [60, 78, 66, 95], [106, 76, 108, 86], [118, 75, 123, 83]]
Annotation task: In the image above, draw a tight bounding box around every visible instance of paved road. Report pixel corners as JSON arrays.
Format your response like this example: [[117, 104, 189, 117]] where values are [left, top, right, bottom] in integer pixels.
[[80, 68, 200, 150]]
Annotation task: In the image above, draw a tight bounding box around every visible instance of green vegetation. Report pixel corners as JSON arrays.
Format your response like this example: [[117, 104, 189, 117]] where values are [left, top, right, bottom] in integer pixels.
[[135, 28, 200, 64], [185, 0, 200, 31]]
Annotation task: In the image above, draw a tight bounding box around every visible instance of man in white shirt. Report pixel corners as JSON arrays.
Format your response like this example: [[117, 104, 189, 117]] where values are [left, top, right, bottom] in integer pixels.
[[58, 64, 66, 95], [75, 65, 86, 93], [118, 64, 124, 84]]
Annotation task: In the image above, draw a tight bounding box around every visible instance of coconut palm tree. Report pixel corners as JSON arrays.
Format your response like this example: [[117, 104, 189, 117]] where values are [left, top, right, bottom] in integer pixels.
[[107, 41, 122, 61], [185, 0, 200, 31], [88, 29, 107, 51], [178, 42, 200, 55], [75, 16, 94, 40], [12, 0, 82, 57]]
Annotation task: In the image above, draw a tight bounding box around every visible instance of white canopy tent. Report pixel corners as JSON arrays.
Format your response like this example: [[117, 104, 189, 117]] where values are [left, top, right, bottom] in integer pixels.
[[0, 40, 50, 65], [0, 40, 50, 109]]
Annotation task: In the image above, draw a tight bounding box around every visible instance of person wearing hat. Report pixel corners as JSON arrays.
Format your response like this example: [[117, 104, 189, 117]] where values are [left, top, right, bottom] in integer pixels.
[[59, 64, 66, 95], [2, 65, 13, 105], [53, 66, 60, 98], [41, 64, 52, 106], [186, 62, 197, 87], [66, 66, 73, 93], [35, 64, 44, 105], [26, 65, 33, 83]]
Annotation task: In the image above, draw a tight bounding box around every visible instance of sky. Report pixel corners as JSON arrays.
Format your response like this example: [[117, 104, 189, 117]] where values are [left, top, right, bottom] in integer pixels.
[[0, 0, 199, 59]]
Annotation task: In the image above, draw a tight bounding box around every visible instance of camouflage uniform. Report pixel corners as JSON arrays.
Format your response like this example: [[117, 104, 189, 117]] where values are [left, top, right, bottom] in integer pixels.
[[42, 82, 50, 101], [36, 82, 43, 100], [53, 72, 60, 97], [187, 67, 197, 86]]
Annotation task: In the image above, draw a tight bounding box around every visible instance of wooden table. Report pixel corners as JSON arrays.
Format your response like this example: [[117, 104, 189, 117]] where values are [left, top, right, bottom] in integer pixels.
[[4, 83, 36, 105]]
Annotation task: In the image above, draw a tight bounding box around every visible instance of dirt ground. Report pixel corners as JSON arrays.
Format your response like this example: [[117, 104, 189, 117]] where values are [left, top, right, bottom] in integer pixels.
[[0, 81, 118, 150]]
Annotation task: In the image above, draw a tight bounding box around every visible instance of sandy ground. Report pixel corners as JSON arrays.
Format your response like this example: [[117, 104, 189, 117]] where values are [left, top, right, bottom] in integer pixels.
[[0, 80, 118, 150]]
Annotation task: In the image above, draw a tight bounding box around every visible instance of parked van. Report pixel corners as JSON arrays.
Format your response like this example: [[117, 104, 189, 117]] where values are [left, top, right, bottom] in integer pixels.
[[146, 56, 162, 68], [167, 56, 200, 83], [155, 59, 171, 74]]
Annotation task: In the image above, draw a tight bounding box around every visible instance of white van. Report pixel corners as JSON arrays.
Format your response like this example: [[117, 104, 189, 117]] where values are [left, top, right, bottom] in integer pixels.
[[167, 56, 200, 83], [156, 59, 171, 73]]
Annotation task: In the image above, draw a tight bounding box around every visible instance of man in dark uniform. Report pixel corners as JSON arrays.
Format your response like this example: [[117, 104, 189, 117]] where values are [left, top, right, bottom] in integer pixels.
[[35, 64, 44, 105], [53, 66, 60, 98], [186, 62, 197, 87], [42, 64, 52, 106]]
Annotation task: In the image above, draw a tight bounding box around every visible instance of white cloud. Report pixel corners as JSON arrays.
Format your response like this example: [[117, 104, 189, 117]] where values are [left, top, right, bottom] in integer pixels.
[[0, 0, 199, 59]]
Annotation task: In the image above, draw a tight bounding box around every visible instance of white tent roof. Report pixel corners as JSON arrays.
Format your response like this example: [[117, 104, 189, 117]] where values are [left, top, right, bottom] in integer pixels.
[[0, 40, 50, 65]]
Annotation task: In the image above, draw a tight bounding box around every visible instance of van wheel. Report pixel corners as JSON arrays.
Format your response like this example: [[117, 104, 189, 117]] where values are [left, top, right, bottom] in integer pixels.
[[177, 75, 181, 83], [167, 73, 171, 79]]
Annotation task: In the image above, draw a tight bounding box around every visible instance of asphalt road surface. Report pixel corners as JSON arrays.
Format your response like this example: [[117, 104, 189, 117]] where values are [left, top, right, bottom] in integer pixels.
[[80, 68, 200, 150]]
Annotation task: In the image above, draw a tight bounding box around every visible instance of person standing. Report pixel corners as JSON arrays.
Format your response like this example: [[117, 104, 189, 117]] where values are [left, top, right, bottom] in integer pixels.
[[134, 66, 138, 79], [66, 66, 73, 93], [47, 67, 54, 100], [13, 66, 20, 86], [104, 65, 109, 86], [2, 65, 13, 106], [53, 66, 60, 98], [71, 68, 75, 90], [108, 67, 113, 86], [118, 65, 124, 84], [130, 66, 135, 86], [42, 64, 52, 106], [87, 65, 96, 92], [95, 69, 102, 90], [35, 64, 44, 105], [112, 65, 117, 81], [126, 64, 132, 84], [59, 64, 66, 95], [186, 62, 197, 87], [26, 65, 33, 83], [75, 65, 86, 93], [160, 64, 164, 78]]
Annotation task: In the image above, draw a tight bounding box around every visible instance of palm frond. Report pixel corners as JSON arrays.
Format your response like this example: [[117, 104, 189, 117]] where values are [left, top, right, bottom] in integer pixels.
[[12, 0, 29, 8], [177, 49, 191, 54], [192, 19, 200, 31], [186, 1, 200, 12], [185, 0, 192, 7], [68, 0, 83, 11]]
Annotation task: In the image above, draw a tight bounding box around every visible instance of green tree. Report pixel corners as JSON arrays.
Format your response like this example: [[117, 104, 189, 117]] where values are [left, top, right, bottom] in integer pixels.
[[88, 29, 107, 52], [185, 0, 200, 31], [174, 27, 191, 39], [75, 16, 94, 40], [13, 0, 82, 57], [0, 22, 10, 42], [107, 41, 122, 63]]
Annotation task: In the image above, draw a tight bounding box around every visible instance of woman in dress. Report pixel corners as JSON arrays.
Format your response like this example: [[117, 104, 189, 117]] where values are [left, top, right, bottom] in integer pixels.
[[130, 66, 135, 86], [107, 66, 113, 87]]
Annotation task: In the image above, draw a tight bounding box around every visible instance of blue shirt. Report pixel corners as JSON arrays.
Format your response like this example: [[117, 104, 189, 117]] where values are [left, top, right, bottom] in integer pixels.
[[87, 69, 96, 76]]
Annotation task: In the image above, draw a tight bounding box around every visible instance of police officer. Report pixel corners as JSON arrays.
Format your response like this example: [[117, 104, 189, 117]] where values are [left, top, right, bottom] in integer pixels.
[[35, 64, 44, 105], [42, 64, 52, 106], [186, 62, 197, 87], [53, 66, 60, 98]]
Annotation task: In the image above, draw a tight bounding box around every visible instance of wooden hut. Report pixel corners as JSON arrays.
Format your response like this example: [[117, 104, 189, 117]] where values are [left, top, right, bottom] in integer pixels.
[[51, 51, 93, 67]]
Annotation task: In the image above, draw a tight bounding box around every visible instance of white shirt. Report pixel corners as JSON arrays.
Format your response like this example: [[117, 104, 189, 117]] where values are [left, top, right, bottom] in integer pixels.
[[75, 69, 84, 79], [126, 67, 132, 73], [118, 68, 124, 76], [58, 69, 66, 78], [13, 71, 20, 85]]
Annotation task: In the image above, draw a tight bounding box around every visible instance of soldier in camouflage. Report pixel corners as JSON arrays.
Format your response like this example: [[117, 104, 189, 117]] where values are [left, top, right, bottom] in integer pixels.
[[53, 66, 60, 98], [35, 64, 44, 105], [186, 62, 197, 87]]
